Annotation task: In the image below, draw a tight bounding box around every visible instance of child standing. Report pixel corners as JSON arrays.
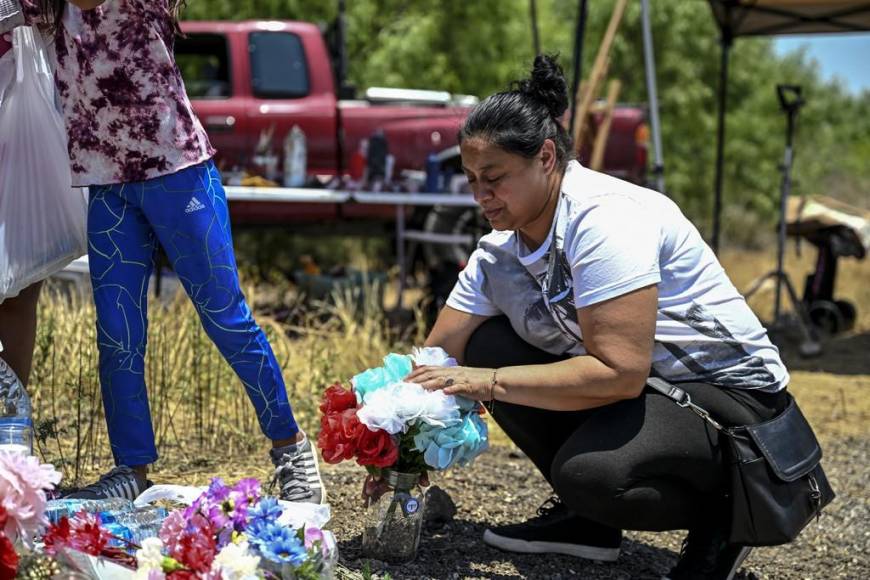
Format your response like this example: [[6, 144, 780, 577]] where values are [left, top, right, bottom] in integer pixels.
[[3, 0, 324, 503]]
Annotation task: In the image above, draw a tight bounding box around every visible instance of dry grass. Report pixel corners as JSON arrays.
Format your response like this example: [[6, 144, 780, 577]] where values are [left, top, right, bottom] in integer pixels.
[[30, 279, 425, 486]]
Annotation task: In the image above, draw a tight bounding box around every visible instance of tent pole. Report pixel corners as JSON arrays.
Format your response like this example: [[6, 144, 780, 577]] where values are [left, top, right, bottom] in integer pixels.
[[569, 0, 589, 137], [530, 0, 541, 56], [712, 30, 732, 254], [641, 0, 665, 193]]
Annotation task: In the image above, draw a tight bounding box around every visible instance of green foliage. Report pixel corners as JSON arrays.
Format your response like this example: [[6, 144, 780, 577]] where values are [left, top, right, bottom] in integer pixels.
[[182, 0, 870, 245]]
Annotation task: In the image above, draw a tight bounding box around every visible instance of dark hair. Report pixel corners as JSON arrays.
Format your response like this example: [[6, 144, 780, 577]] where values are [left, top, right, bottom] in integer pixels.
[[38, 1, 188, 35], [459, 54, 575, 170]]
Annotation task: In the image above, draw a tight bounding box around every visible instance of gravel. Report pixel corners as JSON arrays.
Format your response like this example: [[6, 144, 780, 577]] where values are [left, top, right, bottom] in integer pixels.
[[326, 437, 868, 579]]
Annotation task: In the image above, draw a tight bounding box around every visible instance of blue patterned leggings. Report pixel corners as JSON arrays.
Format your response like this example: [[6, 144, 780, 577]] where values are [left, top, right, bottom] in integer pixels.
[[88, 160, 298, 467]]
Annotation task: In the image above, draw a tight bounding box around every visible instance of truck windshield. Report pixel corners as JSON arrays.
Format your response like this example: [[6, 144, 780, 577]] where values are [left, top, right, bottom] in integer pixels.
[[175, 33, 231, 99], [249, 31, 310, 99]]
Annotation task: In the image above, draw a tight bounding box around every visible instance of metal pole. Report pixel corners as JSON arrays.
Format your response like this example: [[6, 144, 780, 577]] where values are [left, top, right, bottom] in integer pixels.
[[396, 203, 406, 310], [640, 0, 665, 194], [712, 32, 732, 254], [334, 0, 348, 173], [530, 0, 541, 56], [568, 0, 589, 137], [774, 106, 797, 321]]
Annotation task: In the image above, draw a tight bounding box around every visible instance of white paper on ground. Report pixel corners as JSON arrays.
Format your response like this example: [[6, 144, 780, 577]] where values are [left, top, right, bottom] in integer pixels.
[[61, 549, 135, 580], [134, 484, 332, 529]]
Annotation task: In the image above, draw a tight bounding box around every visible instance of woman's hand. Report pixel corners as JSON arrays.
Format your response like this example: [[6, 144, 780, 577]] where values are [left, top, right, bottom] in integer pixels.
[[406, 365, 494, 401]]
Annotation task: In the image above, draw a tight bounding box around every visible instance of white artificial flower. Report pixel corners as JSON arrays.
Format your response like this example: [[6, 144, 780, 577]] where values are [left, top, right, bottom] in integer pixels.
[[135, 537, 165, 572], [356, 381, 461, 434], [212, 541, 262, 580], [411, 346, 458, 367]]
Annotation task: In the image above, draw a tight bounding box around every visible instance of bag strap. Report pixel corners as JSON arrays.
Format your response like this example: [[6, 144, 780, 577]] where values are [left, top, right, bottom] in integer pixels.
[[646, 377, 724, 431]]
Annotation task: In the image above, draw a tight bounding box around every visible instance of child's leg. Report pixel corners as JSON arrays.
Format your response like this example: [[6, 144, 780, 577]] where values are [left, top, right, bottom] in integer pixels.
[[141, 160, 299, 444], [0, 281, 43, 386], [88, 184, 159, 467]]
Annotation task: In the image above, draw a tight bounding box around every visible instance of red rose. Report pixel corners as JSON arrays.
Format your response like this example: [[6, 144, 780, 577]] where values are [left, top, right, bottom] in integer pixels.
[[317, 408, 364, 463], [355, 427, 399, 468], [0, 534, 18, 580], [319, 383, 358, 415]]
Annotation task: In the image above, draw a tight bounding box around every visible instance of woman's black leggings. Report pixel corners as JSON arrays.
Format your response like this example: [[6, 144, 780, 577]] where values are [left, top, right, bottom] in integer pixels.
[[465, 316, 788, 532]]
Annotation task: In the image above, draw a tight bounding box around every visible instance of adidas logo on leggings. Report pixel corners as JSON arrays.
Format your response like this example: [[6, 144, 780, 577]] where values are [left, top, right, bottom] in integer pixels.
[[185, 196, 206, 213]]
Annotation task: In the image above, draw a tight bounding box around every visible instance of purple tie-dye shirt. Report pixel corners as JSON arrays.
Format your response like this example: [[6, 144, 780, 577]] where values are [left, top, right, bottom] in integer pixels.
[[15, 0, 214, 186]]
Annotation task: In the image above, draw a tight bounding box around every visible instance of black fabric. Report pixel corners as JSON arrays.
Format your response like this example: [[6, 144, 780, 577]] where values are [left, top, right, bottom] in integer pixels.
[[465, 316, 788, 532]]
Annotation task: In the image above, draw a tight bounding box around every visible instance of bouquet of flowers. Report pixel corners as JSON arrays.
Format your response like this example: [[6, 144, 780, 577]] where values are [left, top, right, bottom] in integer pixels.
[[0, 448, 333, 580], [43, 478, 334, 580], [317, 347, 488, 562], [317, 347, 489, 476]]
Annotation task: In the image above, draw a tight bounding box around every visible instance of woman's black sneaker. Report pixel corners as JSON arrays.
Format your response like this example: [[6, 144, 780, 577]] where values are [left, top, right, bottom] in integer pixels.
[[483, 496, 622, 562], [664, 526, 752, 580]]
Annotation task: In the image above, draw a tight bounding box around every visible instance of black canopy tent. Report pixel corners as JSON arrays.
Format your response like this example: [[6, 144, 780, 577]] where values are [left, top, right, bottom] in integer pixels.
[[707, 0, 870, 253]]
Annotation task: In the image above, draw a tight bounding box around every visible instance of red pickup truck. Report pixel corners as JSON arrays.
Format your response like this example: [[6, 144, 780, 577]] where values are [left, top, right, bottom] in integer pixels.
[[175, 20, 649, 224]]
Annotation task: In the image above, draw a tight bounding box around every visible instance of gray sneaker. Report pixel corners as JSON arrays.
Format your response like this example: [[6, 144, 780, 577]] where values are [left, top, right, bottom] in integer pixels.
[[66, 465, 152, 501], [270, 436, 326, 504]]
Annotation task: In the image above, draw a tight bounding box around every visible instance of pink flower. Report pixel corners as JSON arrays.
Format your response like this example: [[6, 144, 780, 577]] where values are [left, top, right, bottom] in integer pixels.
[[160, 511, 216, 573], [158, 511, 187, 555], [0, 451, 62, 543], [304, 525, 327, 555]]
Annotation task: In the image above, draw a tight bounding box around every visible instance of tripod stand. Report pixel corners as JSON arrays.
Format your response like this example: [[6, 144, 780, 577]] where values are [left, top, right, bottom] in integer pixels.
[[744, 85, 821, 357]]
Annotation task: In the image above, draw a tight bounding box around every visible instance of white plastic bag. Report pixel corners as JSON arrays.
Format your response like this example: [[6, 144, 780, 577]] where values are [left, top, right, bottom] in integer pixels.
[[0, 26, 87, 300]]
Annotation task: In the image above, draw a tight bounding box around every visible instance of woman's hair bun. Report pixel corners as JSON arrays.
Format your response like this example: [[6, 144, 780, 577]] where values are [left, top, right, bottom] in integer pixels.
[[516, 54, 569, 119]]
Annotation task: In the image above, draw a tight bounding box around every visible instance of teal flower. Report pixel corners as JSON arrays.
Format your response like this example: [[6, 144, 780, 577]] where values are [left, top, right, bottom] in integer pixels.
[[351, 353, 413, 403], [413, 412, 489, 470]]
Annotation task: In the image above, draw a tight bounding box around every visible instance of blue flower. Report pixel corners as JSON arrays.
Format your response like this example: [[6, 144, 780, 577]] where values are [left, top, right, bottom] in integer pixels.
[[252, 524, 308, 567], [247, 496, 282, 534], [352, 353, 413, 403], [413, 411, 489, 470]]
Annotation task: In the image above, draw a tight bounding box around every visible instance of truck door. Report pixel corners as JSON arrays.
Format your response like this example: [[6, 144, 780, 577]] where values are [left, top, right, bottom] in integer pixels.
[[175, 32, 251, 171], [246, 30, 337, 177]]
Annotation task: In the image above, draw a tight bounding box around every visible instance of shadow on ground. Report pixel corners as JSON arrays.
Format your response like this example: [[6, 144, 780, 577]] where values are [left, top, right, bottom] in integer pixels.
[[337, 525, 680, 580]]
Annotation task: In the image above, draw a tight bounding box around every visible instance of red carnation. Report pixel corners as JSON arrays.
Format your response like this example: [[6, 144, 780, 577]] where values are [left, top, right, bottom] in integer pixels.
[[317, 408, 364, 463], [0, 533, 18, 580], [355, 428, 399, 468], [42, 517, 72, 556], [319, 383, 358, 415]]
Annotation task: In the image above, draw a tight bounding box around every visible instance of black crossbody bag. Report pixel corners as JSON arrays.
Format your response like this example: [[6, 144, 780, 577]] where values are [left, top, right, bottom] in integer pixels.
[[647, 377, 835, 546]]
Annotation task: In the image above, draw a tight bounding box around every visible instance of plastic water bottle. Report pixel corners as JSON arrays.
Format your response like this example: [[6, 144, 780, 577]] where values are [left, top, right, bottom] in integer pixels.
[[425, 153, 442, 192], [0, 353, 33, 455], [283, 124, 307, 187], [367, 129, 388, 182]]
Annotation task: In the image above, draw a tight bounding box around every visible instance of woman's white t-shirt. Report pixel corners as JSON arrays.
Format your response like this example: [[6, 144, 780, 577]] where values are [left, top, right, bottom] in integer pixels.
[[447, 161, 789, 392]]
